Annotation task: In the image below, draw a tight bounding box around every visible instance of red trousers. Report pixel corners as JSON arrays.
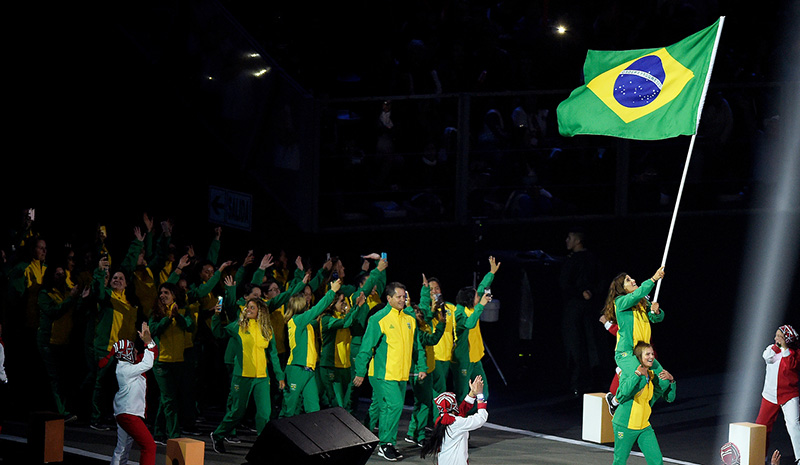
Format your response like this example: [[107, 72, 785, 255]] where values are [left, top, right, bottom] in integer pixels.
[[114, 413, 155, 465]]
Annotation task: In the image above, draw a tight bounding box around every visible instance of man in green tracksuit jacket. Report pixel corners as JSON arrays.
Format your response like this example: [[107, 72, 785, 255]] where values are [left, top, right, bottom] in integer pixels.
[[353, 282, 426, 461]]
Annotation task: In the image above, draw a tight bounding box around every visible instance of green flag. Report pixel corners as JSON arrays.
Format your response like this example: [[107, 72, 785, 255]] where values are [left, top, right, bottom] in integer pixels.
[[557, 17, 722, 140]]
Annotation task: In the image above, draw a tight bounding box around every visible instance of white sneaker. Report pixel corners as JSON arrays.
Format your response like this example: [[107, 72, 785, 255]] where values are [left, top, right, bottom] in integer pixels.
[[377, 443, 402, 461]]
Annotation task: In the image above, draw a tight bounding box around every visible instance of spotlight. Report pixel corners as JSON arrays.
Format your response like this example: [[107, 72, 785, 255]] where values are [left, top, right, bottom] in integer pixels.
[[253, 68, 271, 77]]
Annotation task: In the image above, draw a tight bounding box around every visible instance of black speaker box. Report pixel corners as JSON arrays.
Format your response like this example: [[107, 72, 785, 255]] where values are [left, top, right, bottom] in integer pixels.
[[246, 407, 379, 465]]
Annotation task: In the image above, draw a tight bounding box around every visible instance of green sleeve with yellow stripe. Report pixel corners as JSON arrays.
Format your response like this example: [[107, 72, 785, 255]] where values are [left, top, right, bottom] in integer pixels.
[[292, 289, 336, 330]]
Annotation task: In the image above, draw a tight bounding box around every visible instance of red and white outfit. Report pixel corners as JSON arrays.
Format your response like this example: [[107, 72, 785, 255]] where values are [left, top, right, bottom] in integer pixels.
[[434, 393, 488, 465], [107, 339, 158, 465], [755, 339, 799, 461]]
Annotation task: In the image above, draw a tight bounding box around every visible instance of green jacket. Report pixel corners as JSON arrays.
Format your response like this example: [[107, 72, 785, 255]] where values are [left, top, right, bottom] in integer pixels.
[[355, 305, 426, 381], [91, 240, 143, 354], [317, 265, 387, 368], [612, 369, 676, 430], [287, 289, 336, 369], [212, 313, 284, 380], [614, 279, 664, 356], [414, 318, 446, 374], [37, 287, 82, 346], [453, 271, 494, 365]]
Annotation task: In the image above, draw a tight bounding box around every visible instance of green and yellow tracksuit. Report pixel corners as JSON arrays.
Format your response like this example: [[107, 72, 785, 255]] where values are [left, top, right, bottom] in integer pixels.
[[452, 271, 494, 401], [614, 279, 665, 377], [407, 315, 446, 443], [355, 305, 426, 446], [280, 289, 336, 417], [349, 268, 387, 413], [91, 262, 141, 424], [133, 267, 157, 320], [268, 268, 315, 358], [37, 286, 82, 415], [318, 265, 387, 412], [6, 258, 46, 331], [612, 369, 676, 465], [419, 285, 457, 397], [211, 314, 285, 437], [319, 301, 366, 411], [150, 303, 193, 439]]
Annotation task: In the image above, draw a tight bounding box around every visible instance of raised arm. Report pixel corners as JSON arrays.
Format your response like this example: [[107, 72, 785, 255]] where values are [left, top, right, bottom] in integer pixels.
[[477, 256, 501, 293], [268, 271, 309, 311], [119, 228, 145, 277], [38, 285, 81, 322], [456, 292, 492, 331], [293, 281, 340, 328]]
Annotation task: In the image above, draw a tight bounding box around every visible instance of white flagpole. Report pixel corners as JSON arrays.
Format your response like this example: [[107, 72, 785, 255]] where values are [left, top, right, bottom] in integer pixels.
[[654, 16, 725, 302]]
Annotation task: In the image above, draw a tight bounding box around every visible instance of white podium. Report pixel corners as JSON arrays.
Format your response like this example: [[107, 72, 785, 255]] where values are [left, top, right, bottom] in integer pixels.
[[582, 393, 615, 444], [728, 422, 766, 465]]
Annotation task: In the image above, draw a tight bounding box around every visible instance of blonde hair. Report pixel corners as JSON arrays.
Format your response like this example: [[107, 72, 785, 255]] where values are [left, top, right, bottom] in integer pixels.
[[239, 298, 273, 341], [283, 294, 308, 322]]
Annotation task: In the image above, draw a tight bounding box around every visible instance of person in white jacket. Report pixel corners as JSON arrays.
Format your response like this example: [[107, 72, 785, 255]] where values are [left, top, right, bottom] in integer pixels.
[[421, 375, 488, 465], [755, 324, 800, 465], [99, 322, 158, 465]]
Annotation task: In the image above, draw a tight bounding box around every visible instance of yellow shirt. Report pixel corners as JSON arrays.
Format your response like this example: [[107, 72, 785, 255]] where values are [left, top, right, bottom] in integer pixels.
[[462, 307, 485, 363], [433, 303, 456, 362], [109, 290, 138, 351]]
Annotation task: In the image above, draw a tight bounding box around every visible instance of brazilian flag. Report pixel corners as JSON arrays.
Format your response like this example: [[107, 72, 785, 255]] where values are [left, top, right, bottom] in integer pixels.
[[557, 17, 722, 140]]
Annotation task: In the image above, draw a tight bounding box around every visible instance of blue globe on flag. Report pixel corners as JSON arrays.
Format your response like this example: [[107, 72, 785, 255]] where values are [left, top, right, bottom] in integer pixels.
[[613, 55, 666, 108]]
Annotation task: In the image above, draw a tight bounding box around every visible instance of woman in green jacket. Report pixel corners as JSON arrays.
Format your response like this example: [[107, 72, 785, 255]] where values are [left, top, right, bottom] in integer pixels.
[[210, 296, 286, 453], [149, 282, 193, 442], [37, 264, 88, 420], [279, 280, 340, 418], [603, 267, 665, 376], [90, 249, 141, 430], [452, 256, 500, 402], [612, 341, 676, 465], [319, 290, 367, 411]]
